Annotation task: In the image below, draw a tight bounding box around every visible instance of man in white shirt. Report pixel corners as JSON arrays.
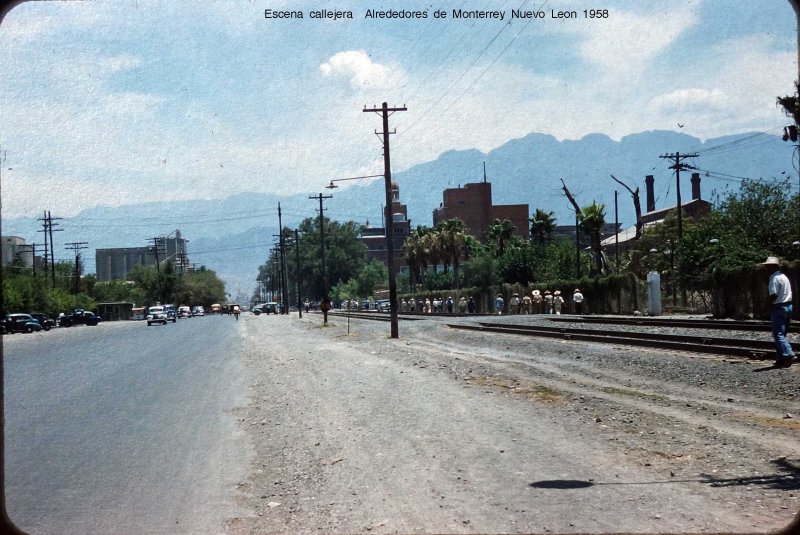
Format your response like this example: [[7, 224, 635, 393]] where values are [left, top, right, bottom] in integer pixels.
[[762, 256, 796, 368]]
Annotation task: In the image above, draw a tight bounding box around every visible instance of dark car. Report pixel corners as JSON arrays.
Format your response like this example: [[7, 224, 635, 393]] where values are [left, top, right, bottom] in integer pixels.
[[29, 312, 56, 331], [252, 302, 279, 315], [4, 313, 43, 333], [59, 309, 102, 327]]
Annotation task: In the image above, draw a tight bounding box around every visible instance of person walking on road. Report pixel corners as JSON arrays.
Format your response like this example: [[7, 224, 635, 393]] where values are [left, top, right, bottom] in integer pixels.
[[494, 293, 505, 315], [532, 290, 542, 314], [458, 296, 467, 313], [467, 296, 476, 314], [553, 291, 564, 315], [510, 293, 521, 314], [573, 288, 585, 314], [762, 256, 796, 368], [522, 293, 532, 314], [543, 290, 554, 314]]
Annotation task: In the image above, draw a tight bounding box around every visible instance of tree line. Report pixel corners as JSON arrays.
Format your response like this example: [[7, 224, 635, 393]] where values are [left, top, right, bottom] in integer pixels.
[[2, 258, 227, 318], [256, 178, 798, 308]]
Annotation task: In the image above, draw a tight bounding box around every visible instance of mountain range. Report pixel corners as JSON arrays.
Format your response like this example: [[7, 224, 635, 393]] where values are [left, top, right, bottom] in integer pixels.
[[3, 129, 794, 296]]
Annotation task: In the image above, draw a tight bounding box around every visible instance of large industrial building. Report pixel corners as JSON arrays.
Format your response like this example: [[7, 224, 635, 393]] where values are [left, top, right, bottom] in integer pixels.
[[432, 178, 530, 241], [95, 230, 190, 281]]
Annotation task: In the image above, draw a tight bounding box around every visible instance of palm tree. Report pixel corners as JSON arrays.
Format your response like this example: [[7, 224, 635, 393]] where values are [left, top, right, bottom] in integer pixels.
[[529, 209, 556, 246], [485, 219, 517, 256], [437, 219, 467, 280], [579, 201, 607, 275]]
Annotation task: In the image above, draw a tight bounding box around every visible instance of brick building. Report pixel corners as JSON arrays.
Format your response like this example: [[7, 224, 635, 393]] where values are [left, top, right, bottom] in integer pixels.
[[432, 179, 529, 241], [601, 172, 711, 252], [357, 182, 410, 274]]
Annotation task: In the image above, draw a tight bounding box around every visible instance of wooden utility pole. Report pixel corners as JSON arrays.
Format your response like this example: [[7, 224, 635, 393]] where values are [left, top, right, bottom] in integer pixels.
[[309, 193, 333, 324], [295, 228, 302, 319], [659, 152, 697, 243], [363, 102, 407, 339], [65, 241, 88, 294]]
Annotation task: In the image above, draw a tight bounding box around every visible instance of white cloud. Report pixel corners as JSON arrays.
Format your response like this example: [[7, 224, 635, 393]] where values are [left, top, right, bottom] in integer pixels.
[[577, 6, 699, 75], [98, 54, 143, 72], [649, 88, 729, 112], [320, 50, 403, 89]]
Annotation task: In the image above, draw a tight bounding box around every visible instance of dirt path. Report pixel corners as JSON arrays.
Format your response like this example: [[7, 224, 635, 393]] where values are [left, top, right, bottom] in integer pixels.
[[227, 313, 799, 534]]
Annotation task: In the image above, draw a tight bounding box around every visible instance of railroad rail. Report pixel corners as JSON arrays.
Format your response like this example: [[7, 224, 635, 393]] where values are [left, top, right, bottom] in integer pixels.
[[448, 321, 776, 360], [326, 311, 424, 322], [547, 316, 772, 332]]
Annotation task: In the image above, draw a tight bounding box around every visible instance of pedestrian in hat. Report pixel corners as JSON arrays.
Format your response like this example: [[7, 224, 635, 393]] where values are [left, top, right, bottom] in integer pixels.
[[532, 289, 542, 314], [510, 293, 521, 314], [543, 290, 554, 314], [762, 256, 796, 368], [553, 290, 564, 315], [573, 288, 585, 314]]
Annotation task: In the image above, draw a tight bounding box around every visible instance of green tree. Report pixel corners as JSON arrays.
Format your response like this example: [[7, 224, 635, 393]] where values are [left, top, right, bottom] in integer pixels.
[[355, 259, 388, 297], [579, 201, 607, 275], [530, 209, 556, 246], [485, 219, 519, 256]]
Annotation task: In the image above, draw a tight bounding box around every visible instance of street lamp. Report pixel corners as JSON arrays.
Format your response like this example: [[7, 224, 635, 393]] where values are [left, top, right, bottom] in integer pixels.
[[325, 174, 384, 189], [324, 172, 400, 339]]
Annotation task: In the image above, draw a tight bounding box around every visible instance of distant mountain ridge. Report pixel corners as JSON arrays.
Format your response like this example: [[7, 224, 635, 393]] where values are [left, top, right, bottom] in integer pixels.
[[3, 130, 793, 294]]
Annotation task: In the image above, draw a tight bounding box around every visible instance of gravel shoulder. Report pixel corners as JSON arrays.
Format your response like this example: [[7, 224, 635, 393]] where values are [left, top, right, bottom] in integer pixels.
[[226, 312, 800, 534]]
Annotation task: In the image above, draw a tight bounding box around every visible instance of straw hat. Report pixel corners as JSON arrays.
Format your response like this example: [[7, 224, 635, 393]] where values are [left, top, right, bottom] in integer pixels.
[[554, 290, 561, 296], [574, 288, 581, 292], [532, 290, 540, 296], [761, 256, 780, 266]]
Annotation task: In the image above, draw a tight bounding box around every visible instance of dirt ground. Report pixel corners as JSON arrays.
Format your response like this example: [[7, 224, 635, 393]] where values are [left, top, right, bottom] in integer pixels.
[[226, 312, 800, 534]]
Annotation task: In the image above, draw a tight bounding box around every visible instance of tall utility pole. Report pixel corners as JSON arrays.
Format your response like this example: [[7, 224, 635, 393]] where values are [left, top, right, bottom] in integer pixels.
[[294, 228, 302, 319], [363, 102, 406, 339], [659, 152, 697, 243], [149, 237, 165, 303], [309, 193, 333, 324], [64, 241, 88, 294], [38, 211, 63, 289], [277, 203, 290, 314], [48, 211, 61, 289]]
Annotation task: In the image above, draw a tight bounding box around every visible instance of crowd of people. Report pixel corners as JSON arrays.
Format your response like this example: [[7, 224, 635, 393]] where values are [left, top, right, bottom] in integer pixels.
[[395, 289, 587, 315], [495, 288, 584, 315]]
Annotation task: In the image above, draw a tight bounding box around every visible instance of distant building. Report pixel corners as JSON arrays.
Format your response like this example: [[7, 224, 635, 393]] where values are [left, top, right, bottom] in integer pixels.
[[95, 229, 190, 281], [601, 172, 711, 252], [357, 182, 411, 274], [432, 176, 529, 241], [1, 236, 34, 268]]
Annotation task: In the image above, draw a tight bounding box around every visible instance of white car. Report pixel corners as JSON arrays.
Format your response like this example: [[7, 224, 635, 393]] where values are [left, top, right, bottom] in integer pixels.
[[147, 306, 168, 326], [177, 306, 191, 318]]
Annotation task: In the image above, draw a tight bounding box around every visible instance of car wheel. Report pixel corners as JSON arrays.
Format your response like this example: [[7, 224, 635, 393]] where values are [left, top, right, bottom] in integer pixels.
[[44, 325, 51, 331], [26, 326, 33, 333]]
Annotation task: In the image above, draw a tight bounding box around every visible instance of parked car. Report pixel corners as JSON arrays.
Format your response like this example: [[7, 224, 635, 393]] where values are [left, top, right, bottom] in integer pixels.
[[59, 309, 102, 327], [177, 306, 191, 318], [252, 302, 279, 315], [29, 312, 56, 331], [375, 299, 391, 312], [4, 313, 43, 333], [191, 305, 205, 317], [163, 304, 177, 323], [147, 306, 168, 326]]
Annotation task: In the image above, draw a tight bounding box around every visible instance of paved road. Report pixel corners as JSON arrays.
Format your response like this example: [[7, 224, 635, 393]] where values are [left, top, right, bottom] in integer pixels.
[[3, 315, 250, 534]]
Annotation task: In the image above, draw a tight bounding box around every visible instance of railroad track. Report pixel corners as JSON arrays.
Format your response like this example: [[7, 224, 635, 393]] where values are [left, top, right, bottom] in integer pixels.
[[447, 321, 776, 360], [547, 316, 772, 332], [325, 311, 424, 322]]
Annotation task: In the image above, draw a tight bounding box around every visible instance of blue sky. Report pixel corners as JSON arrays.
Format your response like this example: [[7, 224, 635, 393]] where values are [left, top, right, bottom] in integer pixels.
[[1, 0, 797, 219]]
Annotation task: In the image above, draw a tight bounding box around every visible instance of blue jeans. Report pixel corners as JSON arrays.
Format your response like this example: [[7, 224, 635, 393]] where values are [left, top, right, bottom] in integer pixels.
[[771, 303, 795, 359]]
